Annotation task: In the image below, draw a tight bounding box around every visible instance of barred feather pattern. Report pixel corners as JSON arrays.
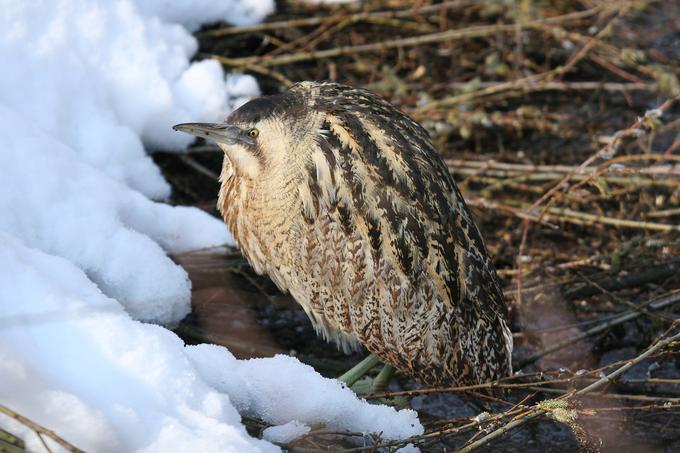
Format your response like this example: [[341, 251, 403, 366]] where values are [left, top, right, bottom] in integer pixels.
[[218, 82, 512, 387]]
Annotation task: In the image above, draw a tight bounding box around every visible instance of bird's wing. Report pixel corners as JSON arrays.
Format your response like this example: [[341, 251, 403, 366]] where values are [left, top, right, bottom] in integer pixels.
[[299, 84, 506, 315], [296, 84, 512, 382]]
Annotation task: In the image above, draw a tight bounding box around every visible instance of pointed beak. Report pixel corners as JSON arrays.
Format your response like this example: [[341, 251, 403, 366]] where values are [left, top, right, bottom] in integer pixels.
[[172, 122, 254, 146]]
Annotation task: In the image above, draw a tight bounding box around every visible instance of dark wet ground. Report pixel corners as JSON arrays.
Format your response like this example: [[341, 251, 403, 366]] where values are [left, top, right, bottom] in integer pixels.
[[156, 1, 680, 450], [170, 247, 680, 452]]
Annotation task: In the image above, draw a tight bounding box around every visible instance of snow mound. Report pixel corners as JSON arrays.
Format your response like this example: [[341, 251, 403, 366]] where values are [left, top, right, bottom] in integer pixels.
[[0, 0, 423, 451], [137, 0, 275, 31], [0, 236, 278, 453], [189, 346, 423, 439], [0, 105, 227, 324], [0, 0, 257, 324], [0, 238, 422, 452]]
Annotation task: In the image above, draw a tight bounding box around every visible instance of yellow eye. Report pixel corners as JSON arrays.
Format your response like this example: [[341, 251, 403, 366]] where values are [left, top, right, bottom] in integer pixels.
[[248, 128, 259, 138]]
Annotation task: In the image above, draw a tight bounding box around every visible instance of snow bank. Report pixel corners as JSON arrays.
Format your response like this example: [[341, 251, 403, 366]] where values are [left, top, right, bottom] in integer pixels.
[[1, 0, 268, 198], [0, 0, 423, 451], [136, 0, 275, 31], [0, 239, 422, 451], [189, 346, 423, 439], [0, 0, 252, 324], [0, 236, 278, 453]]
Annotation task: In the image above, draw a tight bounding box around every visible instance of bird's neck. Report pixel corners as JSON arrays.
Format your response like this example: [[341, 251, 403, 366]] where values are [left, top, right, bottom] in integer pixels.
[[218, 161, 303, 277]]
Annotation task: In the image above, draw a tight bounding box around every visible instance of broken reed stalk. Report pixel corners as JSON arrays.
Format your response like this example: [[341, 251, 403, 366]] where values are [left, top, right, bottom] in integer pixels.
[[471, 193, 680, 231], [446, 159, 680, 177], [464, 171, 679, 189], [444, 81, 653, 92], [501, 200, 680, 232], [423, 81, 656, 108], [0, 405, 85, 453], [456, 329, 680, 453], [539, 206, 680, 232], [528, 387, 680, 403], [367, 345, 678, 400]]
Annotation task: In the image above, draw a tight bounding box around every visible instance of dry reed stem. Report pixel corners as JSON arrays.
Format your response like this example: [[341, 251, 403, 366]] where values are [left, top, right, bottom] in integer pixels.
[[499, 200, 680, 232], [444, 81, 653, 92], [457, 328, 680, 452], [0, 405, 85, 453], [446, 159, 680, 176]]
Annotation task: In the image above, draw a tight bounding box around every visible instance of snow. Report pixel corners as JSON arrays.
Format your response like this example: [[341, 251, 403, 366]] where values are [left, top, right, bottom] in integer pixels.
[[0, 235, 278, 453], [189, 346, 423, 439], [0, 0, 423, 451], [136, 0, 275, 31], [262, 421, 311, 444]]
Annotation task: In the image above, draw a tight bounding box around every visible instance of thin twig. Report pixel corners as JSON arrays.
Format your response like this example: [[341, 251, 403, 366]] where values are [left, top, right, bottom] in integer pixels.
[[445, 81, 653, 92], [457, 329, 680, 452], [178, 154, 219, 181], [0, 405, 85, 453]]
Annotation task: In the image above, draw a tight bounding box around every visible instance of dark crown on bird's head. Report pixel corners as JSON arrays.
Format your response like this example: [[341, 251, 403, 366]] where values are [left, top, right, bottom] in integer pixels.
[[227, 91, 300, 126], [225, 81, 434, 154], [228, 82, 422, 126]]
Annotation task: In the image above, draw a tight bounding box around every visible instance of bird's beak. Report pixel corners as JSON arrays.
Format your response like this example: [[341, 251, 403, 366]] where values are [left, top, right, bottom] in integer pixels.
[[172, 122, 254, 146]]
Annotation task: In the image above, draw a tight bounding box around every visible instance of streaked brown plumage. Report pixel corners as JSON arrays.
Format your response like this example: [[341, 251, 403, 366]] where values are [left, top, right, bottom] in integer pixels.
[[175, 81, 512, 387]]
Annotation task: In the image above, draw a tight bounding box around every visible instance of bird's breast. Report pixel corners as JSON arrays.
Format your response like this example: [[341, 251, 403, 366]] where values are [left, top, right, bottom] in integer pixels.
[[219, 174, 303, 289]]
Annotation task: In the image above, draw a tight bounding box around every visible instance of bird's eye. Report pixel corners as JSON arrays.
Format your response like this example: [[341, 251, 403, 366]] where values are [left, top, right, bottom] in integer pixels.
[[248, 128, 259, 138]]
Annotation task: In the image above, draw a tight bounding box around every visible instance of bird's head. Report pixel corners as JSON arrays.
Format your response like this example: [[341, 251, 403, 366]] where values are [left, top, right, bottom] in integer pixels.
[[173, 82, 323, 181], [174, 81, 435, 222]]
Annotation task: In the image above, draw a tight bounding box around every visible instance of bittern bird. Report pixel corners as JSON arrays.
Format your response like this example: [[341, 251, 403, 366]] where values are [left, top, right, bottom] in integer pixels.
[[174, 82, 513, 390]]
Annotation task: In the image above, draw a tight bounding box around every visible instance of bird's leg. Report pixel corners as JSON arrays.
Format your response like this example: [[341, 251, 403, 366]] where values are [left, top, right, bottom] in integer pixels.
[[338, 354, 379, 387], [369, 364, 395, 393], [340, 357, 408, 408]]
